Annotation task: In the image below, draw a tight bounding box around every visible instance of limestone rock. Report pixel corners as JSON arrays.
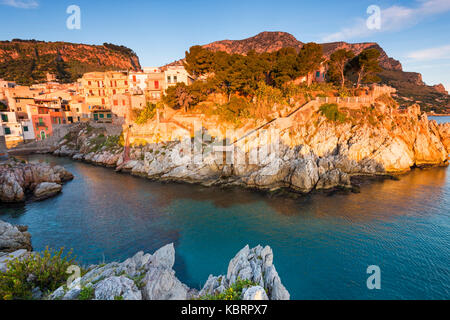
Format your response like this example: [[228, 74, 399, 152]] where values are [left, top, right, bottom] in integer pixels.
[[0, 249, 30, 272], [94, 276, 142, 300], [242, 286, 269, 300], [0, 220, 32, 252], [33, 182, 62, 201], [201, 245, 290, 300], [0, 160, 72, 203], [141, 267, 190, 300]]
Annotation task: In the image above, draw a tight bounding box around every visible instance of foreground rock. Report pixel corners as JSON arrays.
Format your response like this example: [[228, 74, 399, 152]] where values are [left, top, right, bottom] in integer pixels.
[[49, 243, 290, 300], [200, 245, 290, 300], [0, 159, 73, 203], [0, 249, 30, 272], [0, 220, 32, 253]]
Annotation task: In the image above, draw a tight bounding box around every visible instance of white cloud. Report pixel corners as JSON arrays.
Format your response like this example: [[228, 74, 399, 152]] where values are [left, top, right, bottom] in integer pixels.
[[0, 0, 39, 9], [407, 45, 450, 61], [323, 0, 450, 42]]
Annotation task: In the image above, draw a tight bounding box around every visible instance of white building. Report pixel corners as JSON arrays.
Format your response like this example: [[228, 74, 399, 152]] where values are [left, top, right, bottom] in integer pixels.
[[1, 111, 35, 147], [164, 66, 194, 90], [129, 72, 149, 93]]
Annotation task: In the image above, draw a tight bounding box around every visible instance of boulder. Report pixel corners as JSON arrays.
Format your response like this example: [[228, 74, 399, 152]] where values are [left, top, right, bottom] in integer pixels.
[[94, 276, 142, 300], [33, 182, 62, 201], [0, 220, 32, 253], [0, 160, 73, 203], [201, 245, 290, 300], [141, 267, 190, 300], [0, 249, 30, 272], [242, 286, 269, 300]]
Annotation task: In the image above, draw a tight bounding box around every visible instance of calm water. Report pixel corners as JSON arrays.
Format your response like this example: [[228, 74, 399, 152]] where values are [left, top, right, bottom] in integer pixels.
[[1, 155, 449, 300]]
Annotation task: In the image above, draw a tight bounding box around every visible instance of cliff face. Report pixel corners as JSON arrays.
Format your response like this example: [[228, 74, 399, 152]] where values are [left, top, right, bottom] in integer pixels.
[[204, 31, 304, 55], [48, 99, 449, 195], [203, 32, 401, 71], [0, 40, 141, 85]]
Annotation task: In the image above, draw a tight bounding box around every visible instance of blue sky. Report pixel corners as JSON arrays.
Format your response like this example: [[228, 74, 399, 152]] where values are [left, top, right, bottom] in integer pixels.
[[0, 0, 449, 90]]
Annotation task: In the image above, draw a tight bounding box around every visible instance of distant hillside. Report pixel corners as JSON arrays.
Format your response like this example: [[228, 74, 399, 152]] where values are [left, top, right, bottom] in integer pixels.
[[0, 40, 141, 85], [201, 32, 449, 113]]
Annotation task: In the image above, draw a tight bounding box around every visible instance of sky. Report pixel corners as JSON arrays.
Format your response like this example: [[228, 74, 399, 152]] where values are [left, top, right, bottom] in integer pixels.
[[0, 0, 449, 91]]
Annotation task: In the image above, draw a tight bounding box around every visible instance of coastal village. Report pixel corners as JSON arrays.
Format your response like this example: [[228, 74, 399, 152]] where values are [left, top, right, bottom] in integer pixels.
[[0, 61, 331, 154], [0, 64, 195, 150]]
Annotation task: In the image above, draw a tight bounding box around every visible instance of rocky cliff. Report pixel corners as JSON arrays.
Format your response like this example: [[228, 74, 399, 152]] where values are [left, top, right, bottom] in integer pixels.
[[0, 158, 73, 202], [0, 230, 290, 301], [0, 40, 141, 85], [203, 32, 401, 71], [47, 98, 449, 195]]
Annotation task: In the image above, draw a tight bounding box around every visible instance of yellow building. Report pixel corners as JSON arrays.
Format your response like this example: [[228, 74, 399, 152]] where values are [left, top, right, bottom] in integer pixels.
[[79, 71, 130, 110]]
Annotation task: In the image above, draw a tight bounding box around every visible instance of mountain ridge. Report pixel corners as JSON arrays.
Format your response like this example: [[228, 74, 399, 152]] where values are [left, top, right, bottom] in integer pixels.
[[200, 31, 448, 112], [0, 40, 141, 85]]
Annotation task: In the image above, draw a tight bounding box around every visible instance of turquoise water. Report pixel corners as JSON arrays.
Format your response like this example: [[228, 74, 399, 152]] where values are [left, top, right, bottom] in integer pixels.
[[1, 155, 449, 300]]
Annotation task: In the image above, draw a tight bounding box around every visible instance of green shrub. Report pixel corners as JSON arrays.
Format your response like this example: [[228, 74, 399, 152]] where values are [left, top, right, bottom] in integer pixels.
[[132, 103, 157, 125], [0, 247, 76, 300], [78, 286, 95, 300], [198, 278, 259, 300], [319, 103, 347, 123]]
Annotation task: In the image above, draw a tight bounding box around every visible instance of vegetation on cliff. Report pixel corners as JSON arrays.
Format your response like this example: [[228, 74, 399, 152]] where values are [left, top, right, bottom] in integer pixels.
[[0, 40, 141, 85], [199, 32, 449, 113]]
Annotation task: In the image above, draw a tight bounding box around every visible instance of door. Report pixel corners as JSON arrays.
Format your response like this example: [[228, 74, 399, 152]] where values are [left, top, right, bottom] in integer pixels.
[[40, 131, 46, 140]]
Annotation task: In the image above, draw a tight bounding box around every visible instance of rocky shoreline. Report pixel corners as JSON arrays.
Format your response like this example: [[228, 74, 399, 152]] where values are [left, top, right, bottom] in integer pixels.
[[32, 104, 449, 196], [0, 158, 74, 203], [0, 219, 290, 300]]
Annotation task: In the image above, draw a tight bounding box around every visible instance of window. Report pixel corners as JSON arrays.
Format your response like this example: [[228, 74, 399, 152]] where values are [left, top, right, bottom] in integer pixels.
[[4, 127, 11, 135], [174, 76, 177, 83], [102, 98, 106, 105], [133, 75, 136, 82], [167, 76, 171, 83], [100, 114, 105, 119], [1, 114, 8, 122], [107, 114, 112, 119], [155, 80, 159, 89], [113, 100, 118, 106], [23, 126, 29, 132], [316, 71, 320, 78], [88, 81, 92, 86], [122, 100, 126, 106]]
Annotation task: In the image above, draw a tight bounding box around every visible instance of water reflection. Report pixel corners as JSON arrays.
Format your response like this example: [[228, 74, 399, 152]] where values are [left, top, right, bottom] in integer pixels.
[[1, 155, 449, 299]]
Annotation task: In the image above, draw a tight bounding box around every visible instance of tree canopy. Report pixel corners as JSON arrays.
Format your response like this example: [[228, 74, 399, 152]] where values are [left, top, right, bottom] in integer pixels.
[[328, 49, 355, 88]]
